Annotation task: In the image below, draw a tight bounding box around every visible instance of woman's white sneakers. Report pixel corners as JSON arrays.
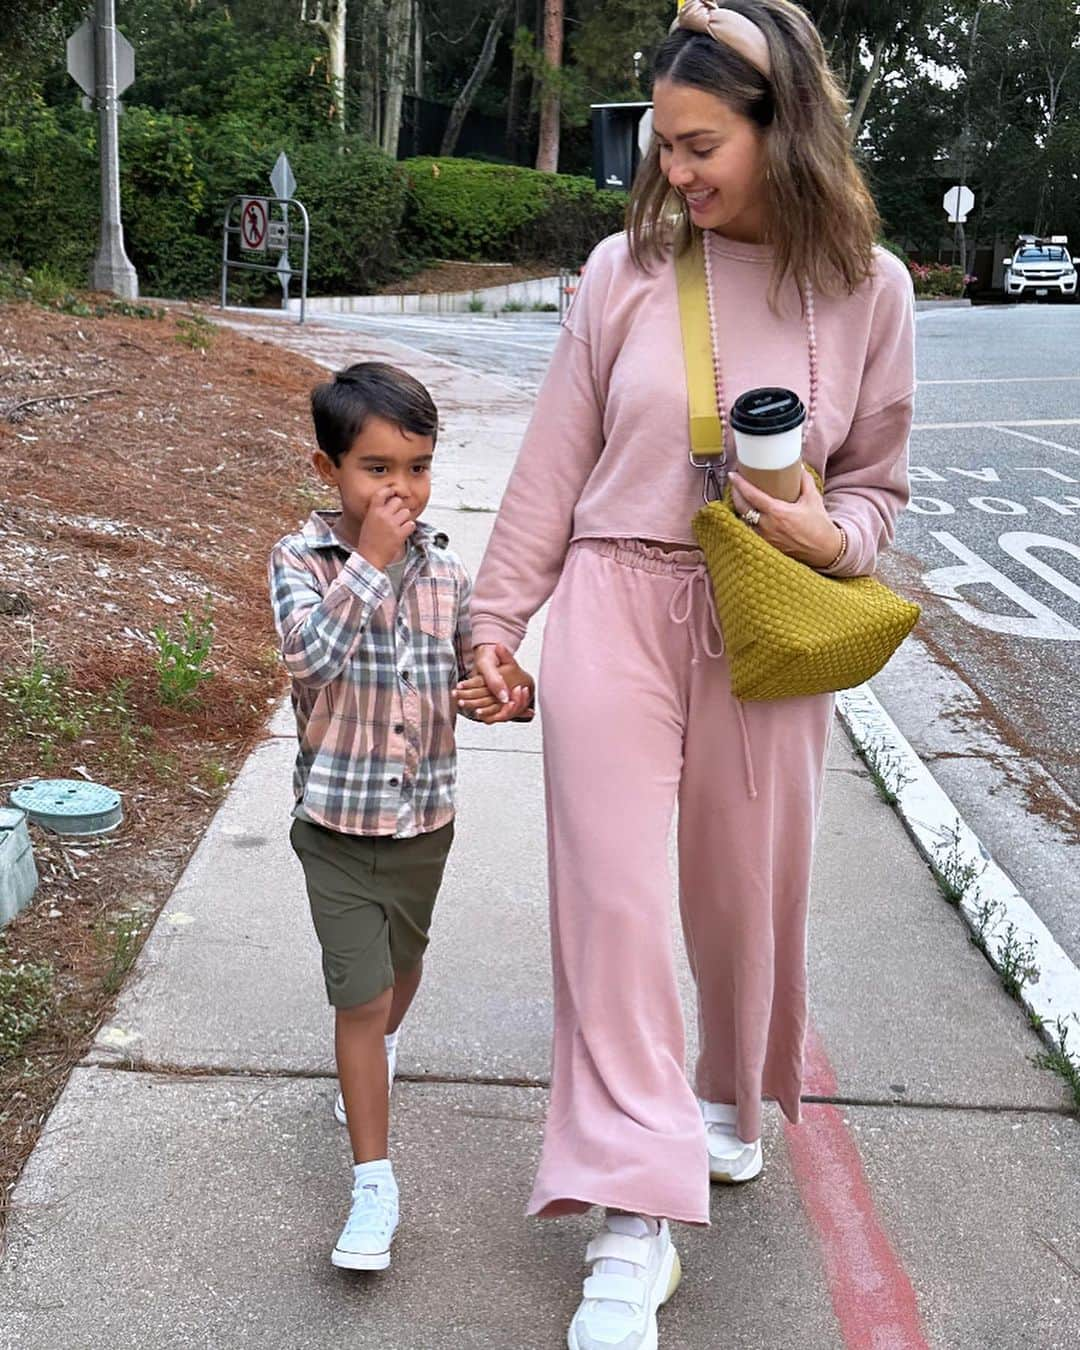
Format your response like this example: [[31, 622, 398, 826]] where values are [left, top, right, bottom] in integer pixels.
[[700, 1100, 763, 1184], [567, 1213, 682, 1350], [334, 1033, 398, 1125], [332, 1163, 399, 1271]]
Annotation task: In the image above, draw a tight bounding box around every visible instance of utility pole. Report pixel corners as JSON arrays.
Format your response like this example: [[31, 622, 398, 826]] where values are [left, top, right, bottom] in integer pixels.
[[68, 0, 139, 297]]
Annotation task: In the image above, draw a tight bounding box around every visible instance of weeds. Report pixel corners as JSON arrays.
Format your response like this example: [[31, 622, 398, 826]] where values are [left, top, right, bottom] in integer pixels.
[[0, 946, 54, 1060], [995, 922, 1040, 998], [0, 264, 164, 319], [858, 736, 914, 806], [175, 313, 217, 351], [94, 908, 148, 996], [152, 600, 214, 708], [530, 301, 558, 312], [1033, 1017, 1080, 1112], [931, 821, 984, 907], [501, 300, 525, 312], [467, 297, 485, 312]]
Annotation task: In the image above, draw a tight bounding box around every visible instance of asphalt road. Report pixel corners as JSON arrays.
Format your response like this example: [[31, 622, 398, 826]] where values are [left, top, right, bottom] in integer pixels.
[[899, 304, 1080, 803]]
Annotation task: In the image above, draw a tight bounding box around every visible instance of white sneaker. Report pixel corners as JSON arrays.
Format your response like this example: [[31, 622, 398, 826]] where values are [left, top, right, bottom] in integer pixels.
[[334, 1037, 398, 1125], [701, 1101, 763, 1184], [331, 1168, 398, 1271], [567, 1213, 681, 1350]]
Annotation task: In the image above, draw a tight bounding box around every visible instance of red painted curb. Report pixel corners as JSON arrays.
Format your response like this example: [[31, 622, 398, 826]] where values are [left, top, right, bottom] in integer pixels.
[[785, 1026, 929, 1349]]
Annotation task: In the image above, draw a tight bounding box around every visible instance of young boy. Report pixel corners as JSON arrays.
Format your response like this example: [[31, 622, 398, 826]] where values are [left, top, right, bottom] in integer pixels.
[[269, 362, 532, 1271]]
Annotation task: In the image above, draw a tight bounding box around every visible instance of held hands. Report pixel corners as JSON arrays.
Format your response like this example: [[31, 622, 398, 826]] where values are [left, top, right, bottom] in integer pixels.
[[453, 643, 535, 723], [728, 467, 844, 570], [356, 487, 417, 572]]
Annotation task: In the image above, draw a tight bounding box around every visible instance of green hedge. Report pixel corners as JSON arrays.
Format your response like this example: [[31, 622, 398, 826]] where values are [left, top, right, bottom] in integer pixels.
[[0, 108, 408, 298], [401, 157, 625, 265]]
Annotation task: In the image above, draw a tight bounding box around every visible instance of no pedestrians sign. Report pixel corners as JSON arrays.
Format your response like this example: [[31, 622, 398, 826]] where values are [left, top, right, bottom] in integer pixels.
[[240, 197, 269, 252]]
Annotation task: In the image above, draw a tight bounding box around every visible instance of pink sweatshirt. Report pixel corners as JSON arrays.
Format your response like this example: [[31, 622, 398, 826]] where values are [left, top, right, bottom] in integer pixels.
[[471, 230, 915, 653]]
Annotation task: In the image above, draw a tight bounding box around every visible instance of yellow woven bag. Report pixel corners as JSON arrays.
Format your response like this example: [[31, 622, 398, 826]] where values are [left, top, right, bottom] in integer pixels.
[[676, 235, 920, 701]]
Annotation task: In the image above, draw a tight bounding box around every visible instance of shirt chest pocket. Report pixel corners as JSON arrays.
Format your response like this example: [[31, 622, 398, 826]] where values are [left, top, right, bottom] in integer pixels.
[[415, 576, 458, 641]]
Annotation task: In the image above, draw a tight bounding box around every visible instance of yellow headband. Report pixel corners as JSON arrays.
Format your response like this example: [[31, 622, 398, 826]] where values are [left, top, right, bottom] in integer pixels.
[[672, 0, 772, 79]]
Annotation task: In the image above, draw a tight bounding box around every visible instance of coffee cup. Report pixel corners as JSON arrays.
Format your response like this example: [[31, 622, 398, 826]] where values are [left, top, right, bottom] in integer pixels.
[[730, 387, 806, 502]]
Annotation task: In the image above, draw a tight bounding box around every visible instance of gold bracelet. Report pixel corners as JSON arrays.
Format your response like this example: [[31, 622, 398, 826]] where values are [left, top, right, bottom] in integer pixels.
[[825, 524, 848, 570]]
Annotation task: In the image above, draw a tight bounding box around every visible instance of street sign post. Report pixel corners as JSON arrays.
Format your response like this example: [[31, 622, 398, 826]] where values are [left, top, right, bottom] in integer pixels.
[[944, 185, 975, 224], [239, 197, 269, 252], [220, 193, 309, 324], [67, 1, 138, 298], [944, 185, 976, 285]]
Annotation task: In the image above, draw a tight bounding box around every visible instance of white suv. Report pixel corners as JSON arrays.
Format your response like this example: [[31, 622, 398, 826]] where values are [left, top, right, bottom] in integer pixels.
[[1003, 235, 1079, 300]]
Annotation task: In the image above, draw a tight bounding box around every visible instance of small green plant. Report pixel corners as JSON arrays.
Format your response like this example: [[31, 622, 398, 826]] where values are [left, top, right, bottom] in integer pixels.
[[931, 821, 984, 907], [970, 894, 1002, 951], [97, 298, 165, 320], [0, 946, 54, 1060], [175, 313, 217, 351], [202, 760, 230, 790], [530, 300, 558, 312], [501, 299, 525, 312], [1033, 1016, 1080, 1112], [0, 652, 88, 745], [152, 599, 214, 708], [467, 297, 485, 312], [95, 908, 148, 996], [994, 922, 1040, 998], [859, 736, 914, 806]]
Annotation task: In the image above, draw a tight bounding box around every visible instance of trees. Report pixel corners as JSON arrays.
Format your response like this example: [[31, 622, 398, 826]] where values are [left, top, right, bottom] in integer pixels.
[[535, 0, 564, 171], [440, 0, 514, 157]]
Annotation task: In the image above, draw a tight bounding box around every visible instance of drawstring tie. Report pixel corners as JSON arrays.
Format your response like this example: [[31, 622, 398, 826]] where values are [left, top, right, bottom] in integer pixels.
[[668, 565, 758, 801]]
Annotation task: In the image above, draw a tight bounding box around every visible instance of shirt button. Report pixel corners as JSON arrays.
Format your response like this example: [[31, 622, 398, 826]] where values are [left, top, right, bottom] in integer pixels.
[[393, 723, 405, 735], [389, 776, 400, 787]]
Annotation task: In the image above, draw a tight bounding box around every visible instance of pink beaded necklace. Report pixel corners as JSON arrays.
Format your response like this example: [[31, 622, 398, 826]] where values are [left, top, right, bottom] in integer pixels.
[[701, 228, 820, 436]]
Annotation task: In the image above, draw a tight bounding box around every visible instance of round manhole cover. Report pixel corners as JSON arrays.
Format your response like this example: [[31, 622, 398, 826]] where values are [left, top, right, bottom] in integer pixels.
[[10, 779, 123, 836]]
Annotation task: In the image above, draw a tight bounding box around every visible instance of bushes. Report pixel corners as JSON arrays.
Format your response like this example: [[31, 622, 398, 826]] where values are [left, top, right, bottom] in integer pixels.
[[0, 112, 620, 297], [0, 107, 408, 298], [401, 157, 625, 265], [908, 261, 966, 298]]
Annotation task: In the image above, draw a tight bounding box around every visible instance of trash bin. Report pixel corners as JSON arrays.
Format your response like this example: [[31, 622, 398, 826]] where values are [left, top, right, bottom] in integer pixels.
[[590, 102, 653, 193]]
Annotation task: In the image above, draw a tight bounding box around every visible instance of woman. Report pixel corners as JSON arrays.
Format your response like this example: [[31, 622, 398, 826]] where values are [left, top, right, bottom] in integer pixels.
[[456, 3, 914, 1346]]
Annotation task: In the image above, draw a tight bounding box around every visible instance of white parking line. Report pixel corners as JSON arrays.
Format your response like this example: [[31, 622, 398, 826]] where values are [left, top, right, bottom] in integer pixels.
[[912, 417, 1080, 431], [989, 426, 1080, 458], [920, 376, 1080, 385]]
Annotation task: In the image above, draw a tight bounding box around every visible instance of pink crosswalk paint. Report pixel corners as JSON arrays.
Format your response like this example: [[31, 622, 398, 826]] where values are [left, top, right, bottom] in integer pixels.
[[785, 1024, 929, 1350]]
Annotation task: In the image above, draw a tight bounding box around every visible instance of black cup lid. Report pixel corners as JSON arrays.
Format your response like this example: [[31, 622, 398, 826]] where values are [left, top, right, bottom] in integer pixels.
[[730, 387, 806, 435]]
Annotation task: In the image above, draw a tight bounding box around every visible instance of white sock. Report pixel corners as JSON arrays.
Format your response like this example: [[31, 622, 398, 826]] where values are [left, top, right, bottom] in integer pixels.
[[593, 1212, 659, 1314], [353, 1158, 397, 1198]]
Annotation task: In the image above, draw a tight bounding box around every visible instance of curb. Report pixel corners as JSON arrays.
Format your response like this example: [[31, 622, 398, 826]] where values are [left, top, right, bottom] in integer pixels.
[[914, 298, 972, 311], [836, 684, 1080, 1077]]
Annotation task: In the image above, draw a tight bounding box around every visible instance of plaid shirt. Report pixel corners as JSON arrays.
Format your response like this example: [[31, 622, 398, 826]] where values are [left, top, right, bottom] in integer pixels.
[[269, 511, 473, 838]]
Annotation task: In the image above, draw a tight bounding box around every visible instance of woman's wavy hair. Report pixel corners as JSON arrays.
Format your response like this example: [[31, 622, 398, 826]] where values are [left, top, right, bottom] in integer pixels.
[[627, 0, 880, 306]]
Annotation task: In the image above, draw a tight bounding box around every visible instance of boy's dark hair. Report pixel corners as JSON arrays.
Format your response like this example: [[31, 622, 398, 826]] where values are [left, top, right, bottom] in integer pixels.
[[311, 362, 438, 465]]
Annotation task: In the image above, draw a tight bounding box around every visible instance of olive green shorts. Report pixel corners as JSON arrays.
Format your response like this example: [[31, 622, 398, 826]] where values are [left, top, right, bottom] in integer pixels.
[[289, 818, 454, 1009]]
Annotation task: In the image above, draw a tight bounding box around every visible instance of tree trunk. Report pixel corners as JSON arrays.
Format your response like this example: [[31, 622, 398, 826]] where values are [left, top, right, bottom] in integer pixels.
[[535, 0, 563, 172], [440, 0, 512, 157], [382, 0, 411, 157], [505, 0, 527, 159], [302, 0, 348, 134], [848, 35, 885, 141]]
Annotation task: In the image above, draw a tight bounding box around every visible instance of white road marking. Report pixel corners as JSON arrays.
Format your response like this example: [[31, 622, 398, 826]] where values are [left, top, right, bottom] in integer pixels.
[[987, 425, 1080, 458], [920, 375, 1080, 385]]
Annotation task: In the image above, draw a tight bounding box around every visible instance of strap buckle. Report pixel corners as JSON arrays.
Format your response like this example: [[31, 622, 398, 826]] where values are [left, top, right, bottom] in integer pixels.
[[689, 451, 726, 504]]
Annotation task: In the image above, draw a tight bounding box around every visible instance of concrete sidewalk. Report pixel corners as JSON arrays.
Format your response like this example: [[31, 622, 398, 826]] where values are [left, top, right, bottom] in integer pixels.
[[2, 317, 1078, 1350]]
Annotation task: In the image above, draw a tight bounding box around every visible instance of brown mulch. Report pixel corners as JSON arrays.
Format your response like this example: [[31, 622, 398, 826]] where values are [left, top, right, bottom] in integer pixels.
[[0, 297, 334, 1241], [376, 260, 558, 295]]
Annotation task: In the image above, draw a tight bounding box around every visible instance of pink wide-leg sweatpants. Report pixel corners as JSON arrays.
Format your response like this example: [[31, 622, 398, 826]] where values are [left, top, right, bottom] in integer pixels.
[[528, 539, 834, 1225]]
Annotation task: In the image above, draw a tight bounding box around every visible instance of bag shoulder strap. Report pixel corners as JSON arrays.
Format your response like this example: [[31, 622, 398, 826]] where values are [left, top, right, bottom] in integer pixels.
[[674, 233, 725, 462]]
